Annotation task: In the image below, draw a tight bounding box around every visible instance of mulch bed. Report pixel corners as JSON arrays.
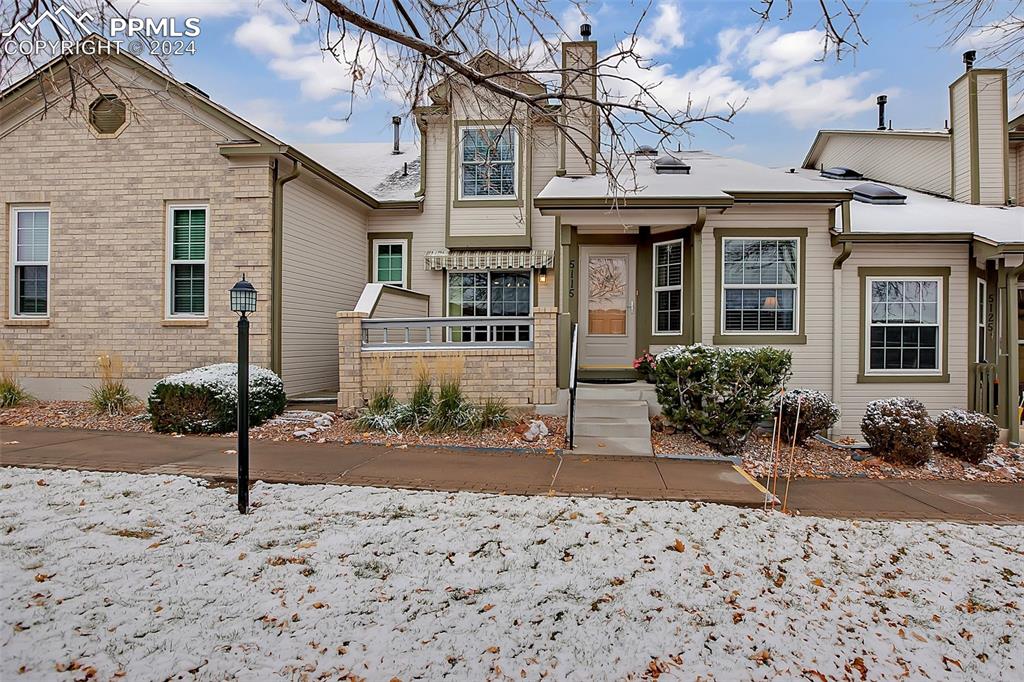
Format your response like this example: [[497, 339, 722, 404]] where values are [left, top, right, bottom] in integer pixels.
[[0, 401, 566, 452], [0, 401, 152, 433]]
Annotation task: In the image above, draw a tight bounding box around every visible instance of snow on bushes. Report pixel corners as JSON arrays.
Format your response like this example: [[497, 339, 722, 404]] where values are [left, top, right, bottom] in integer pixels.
[[861, 398, 935, 466], [654, 344, 791, 455], [776, 389, 840, 445], [934, 409, 999, 464], [148, 363, 286, 434]]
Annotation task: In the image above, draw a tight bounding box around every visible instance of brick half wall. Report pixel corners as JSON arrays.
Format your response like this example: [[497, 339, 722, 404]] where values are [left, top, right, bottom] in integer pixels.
[[338, 307, 558, 408]]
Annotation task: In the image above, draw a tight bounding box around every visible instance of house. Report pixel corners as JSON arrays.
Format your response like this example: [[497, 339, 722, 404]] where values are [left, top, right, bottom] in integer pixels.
[[2, 34, 1021, 443]]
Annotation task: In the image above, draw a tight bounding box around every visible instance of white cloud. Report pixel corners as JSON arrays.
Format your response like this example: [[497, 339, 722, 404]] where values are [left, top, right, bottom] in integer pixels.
[[231, 98, 291, 137], [233, 14, 298, 59], [110, 0, 256, 18], [646, 1, 685, 54], [745, 28, 824, 80], [307, 117, 351, 136]]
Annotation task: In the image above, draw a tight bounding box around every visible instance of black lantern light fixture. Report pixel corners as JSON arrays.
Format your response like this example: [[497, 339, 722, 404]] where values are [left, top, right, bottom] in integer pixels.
[[230, 274, 257, 514]]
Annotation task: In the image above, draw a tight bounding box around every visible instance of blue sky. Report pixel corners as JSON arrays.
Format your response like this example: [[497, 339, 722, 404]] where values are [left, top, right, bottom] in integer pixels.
[[118, 0, 1014, 166]]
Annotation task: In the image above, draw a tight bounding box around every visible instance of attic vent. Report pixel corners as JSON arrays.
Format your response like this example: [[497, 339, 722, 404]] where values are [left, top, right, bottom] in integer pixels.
[[654, 154, 690, 175], [821, 166, 862, 180], [634, 145, 658, 156], [89, 94, 126, 135], [849, 182, 906, 205]]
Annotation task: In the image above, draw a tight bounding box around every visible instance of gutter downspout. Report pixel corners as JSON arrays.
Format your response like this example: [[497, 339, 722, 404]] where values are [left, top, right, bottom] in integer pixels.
[[271, 159, 302, 377], [691, 206, 706, 343], [831, 202, 853, 436]]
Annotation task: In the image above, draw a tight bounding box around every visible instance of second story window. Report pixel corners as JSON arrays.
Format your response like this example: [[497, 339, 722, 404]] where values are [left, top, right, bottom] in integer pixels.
[[459, 126, 517, 199]]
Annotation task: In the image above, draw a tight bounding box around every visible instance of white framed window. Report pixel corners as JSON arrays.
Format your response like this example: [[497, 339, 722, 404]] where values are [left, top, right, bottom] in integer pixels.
[[865, 277, 942, 375], [977, 278, 987, 363], [458, 125, 517, 199], [721, 237, 799, 334], [447, 270, 531, 341], [372, 239, 407, 287], [166, 205, 208, 318], [9, 206, 50, 318], [653, 239, 683, 335]]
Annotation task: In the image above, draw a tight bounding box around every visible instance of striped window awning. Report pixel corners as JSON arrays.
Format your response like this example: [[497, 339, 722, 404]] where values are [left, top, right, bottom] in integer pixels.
[[424, 249, 555, 271]]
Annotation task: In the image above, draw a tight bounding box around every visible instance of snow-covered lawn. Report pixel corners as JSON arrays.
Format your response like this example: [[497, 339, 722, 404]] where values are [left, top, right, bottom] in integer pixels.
[[2, 468, 1022, 681]]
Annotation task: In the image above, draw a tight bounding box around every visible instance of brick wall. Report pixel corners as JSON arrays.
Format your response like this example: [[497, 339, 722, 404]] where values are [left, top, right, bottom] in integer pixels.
[[338, 307, 558, 408], [0, 77, 273, 399]]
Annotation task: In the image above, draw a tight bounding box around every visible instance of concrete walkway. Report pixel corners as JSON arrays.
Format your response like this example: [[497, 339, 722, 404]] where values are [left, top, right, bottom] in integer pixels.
[[2, 427, 1022, 522]]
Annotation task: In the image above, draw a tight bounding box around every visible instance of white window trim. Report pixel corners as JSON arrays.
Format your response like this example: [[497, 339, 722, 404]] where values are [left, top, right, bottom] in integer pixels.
[[719, 237, 801, 336], [446, 270, 533, 342], [9, 205, 51, 319], [652, 239, 684, 336], [165, 204, 209, 319], [977, 278, 987, 363], [372, 238, 408, 288], [863, 275, 944, 377], [456, 124, 519, 201]]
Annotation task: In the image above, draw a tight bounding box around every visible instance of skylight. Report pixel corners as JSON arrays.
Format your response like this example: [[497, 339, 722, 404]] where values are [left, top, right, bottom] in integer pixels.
[[821, 167, 863, 180], [849, 183, 907, 205], [653, 155, 690, 175]]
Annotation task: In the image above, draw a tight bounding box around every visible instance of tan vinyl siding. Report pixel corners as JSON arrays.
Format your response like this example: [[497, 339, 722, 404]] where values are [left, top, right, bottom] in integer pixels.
[[281, 174, 369, 395], [837, 243, 970, 436], [371, 288, 429, 318], [815, 133, 950, 196], [700, 204, 835, 396], [975, 72, 1007, 204], [1016, 144, 1023, 205], [951, 77, 972, 202]]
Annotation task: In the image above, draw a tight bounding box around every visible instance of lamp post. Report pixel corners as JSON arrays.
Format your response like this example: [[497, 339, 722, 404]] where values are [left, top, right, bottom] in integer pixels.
[[230, 274, 257, 514]]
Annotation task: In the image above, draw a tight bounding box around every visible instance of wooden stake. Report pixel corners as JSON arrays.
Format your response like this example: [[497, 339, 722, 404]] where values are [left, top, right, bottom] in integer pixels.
[[781, 397, 802, 514]]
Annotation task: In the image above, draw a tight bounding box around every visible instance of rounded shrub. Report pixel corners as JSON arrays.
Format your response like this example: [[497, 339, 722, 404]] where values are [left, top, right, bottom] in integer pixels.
[[934, 409, 998, 464], [860, 398, 935, 466], [654, 344, 792, 455], [777, 389, 840, 445], [149, 363, 286, 434]]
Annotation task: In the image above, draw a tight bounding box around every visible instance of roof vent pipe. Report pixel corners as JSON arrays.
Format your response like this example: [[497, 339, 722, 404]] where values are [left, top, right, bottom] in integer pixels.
[[580, 23, 592, 39], [876, 94, 887, 131], [392, 116, 401, 154], [963, 50, 976, 71]]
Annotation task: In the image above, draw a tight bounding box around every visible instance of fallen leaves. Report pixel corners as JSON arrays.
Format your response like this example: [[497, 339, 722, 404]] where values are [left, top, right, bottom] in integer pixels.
[[670, 539, 685, 553], [33, 573, 53, 583]]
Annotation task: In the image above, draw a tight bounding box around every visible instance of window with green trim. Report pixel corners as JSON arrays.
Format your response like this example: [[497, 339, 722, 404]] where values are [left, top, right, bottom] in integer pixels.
[[866, 277, 941, 374], [459, 126, 517, 199], [373, 239, 406, 287], [722, 237, 798, 334], [168, 206, 207, 316]]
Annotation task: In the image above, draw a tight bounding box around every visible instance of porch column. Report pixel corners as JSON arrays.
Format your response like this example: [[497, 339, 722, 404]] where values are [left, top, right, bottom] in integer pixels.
[[1001, 261, 1023, 444], [556, 221, 574, 388], [533, 307, 559, 404], [337, 311, 368, 410]]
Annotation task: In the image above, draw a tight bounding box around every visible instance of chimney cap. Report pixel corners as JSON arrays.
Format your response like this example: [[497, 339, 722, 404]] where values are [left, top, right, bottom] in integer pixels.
[[876, 94, 887, 104], [963, 50, 976, 69], [580, 23, 592, 39], [391, 115, 401, 124]]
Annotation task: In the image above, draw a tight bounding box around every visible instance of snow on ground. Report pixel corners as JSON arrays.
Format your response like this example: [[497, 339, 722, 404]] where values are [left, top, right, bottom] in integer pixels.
[[2, 468, 1022, 681]]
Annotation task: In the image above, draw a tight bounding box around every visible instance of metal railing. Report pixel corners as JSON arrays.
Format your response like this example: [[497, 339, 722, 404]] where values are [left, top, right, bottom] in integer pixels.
[[974, 362, 998, 417], [361, 316, 533, 351], [566, 323, 579, 450]]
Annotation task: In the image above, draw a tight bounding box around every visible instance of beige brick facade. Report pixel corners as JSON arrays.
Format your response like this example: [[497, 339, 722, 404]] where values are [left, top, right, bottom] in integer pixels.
[[1, 78, 273, 399], [337, 308, 558, 408]]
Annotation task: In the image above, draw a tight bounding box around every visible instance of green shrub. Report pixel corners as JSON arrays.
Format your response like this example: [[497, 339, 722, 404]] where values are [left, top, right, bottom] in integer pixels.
[[408, 375, 434, 429], [0, 376, 31, 408], [476, 397, 511, 430], [654, 344, 792, 455], [148, 363, 286, 434], [934, 409, 998, 464], [777, 389, 840, 445], [355, 386, 409, 435], [861, 398, 935, 466]]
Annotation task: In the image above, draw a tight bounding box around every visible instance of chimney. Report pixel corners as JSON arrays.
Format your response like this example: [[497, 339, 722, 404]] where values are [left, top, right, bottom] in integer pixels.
[[559, 25, 598, 175], [391, 116, 401, 154], [949, 56, 1009, 204], [876, 95, 887, 131]]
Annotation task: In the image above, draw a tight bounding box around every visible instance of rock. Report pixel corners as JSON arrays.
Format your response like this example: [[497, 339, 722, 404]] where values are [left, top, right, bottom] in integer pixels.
[[650, 416, 665, 433], [293, 430, 309, 438], [522, 420, 549, 442], [512, 422, 529, 436], [862, 457, 884, 468], [664, 425, 677, 436]]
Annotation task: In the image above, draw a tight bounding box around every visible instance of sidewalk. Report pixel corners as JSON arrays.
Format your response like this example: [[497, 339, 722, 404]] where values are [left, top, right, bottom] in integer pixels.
[[2, 427, 1022, 522]]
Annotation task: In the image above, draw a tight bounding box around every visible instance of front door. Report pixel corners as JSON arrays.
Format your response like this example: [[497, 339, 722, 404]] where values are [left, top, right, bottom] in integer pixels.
[[579, 245, 636, 371]]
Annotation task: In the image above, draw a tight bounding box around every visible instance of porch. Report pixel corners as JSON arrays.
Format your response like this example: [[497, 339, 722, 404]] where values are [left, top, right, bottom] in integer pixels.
[[337, 287, 558, 408]]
